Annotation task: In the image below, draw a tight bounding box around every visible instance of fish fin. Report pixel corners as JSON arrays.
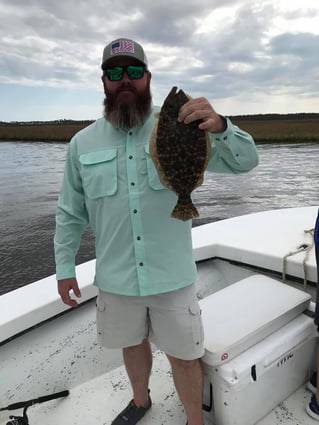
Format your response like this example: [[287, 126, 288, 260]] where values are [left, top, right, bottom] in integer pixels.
[[149, 118, 175, 190], [171, 196, 199, 221], [205, 131, 212, 166], [149, 118, 159, 155]]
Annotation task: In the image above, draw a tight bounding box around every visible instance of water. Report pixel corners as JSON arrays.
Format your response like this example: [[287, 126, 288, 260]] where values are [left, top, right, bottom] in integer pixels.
[[0, 141, 318, 296], [194, 142, 319, 223]]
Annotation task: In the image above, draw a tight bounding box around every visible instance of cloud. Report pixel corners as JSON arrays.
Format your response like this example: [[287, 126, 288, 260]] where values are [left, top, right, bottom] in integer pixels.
[[0, 0, 318, 120]]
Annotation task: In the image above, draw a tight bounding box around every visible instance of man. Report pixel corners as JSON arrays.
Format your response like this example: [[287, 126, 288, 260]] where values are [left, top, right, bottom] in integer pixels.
[[54, 38, 259, 425], [306, 210, 319, 420]]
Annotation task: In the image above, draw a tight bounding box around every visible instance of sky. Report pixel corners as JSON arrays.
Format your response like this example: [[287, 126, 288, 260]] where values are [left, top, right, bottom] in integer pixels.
[[0, 0, 318, 122]]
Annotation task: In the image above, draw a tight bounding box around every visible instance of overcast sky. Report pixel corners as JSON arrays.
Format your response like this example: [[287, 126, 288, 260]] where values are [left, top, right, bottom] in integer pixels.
[[1, 0, 318, 121]]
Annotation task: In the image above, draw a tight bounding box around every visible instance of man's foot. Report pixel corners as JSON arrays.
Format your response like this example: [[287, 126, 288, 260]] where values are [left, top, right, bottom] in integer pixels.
[[111, 391, 152, 425]]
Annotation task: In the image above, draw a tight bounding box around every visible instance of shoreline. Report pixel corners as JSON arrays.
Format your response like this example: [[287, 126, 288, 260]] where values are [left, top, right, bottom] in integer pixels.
[[0, 116, 318, 144], [1, 139, 319, 145]]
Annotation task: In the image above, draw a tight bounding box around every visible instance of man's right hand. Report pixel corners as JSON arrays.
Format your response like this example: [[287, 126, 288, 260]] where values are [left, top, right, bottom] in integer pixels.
[[57, 278, 82, 307]]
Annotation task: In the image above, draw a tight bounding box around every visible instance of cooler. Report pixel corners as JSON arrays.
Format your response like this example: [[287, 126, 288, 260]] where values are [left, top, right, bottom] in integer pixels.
[[202, 314, 317, 425], [199, 274, 316, 425], [200, 274, 311, 366]]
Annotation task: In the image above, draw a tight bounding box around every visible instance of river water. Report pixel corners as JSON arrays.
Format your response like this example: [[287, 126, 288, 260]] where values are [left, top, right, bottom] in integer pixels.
[[0, 141, 318, 296]]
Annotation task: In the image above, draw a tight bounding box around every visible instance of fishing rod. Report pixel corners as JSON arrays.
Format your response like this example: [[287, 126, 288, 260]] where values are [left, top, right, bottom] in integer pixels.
[[0, 390, 69, 425]]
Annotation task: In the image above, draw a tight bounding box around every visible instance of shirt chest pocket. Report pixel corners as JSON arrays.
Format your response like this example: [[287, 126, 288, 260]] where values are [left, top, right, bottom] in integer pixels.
[[79, 149, 118, 199], [143, 144, 167, 190]]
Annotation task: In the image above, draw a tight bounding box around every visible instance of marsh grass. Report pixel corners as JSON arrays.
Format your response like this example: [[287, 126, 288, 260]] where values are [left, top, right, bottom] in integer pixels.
[[232, 118, 319, 144], [0, 117, 318, 144], [0, 122, 91, 142]]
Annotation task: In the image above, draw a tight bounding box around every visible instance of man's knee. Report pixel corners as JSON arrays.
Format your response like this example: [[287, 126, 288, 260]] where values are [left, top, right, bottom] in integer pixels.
[[123, 338, 150, 352], [166, 354, 201, 369]]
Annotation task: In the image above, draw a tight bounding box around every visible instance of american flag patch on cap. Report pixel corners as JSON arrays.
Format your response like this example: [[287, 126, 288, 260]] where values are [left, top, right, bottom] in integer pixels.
[[102, 38, 147, 69], [111, 40, 135, 55]]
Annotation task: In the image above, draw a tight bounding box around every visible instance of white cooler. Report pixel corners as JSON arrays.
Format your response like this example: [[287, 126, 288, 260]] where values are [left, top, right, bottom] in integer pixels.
[[199, 275, 317, 425]]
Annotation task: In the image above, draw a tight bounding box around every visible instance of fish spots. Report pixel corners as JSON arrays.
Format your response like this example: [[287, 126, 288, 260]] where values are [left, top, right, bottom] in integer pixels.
[[149, 87, 211, 221]]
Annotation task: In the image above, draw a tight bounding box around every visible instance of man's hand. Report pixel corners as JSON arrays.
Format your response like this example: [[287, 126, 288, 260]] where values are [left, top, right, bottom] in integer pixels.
[[178, 97, 226, 133], [57, 277, 81, 307]]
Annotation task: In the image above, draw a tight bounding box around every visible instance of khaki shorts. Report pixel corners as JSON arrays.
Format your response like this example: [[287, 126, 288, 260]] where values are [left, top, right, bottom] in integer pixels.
[[96, 284, 204, 360]]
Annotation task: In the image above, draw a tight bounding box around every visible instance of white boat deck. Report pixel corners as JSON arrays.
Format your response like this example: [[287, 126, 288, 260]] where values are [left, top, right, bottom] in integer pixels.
[[1, 206, 318, 425], [1, 206, 317, 344], [1, 350, 314, 425], [192, 206, 317, 283]]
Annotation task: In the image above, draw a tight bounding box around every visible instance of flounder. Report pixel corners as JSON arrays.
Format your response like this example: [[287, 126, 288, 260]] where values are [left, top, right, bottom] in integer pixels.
[[149, 86, 211, 221]]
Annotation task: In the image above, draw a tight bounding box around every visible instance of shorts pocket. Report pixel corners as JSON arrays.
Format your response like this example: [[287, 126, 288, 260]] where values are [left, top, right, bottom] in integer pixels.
[[79, 149, 118, 199], [189, 301, 204, 350]]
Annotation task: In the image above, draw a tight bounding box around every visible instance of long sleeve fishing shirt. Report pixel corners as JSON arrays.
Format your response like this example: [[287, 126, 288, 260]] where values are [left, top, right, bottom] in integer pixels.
[[54, 105, 259, 296]]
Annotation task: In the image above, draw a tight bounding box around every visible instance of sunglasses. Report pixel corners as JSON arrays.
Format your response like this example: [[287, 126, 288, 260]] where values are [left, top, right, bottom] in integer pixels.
[[103, 65, 146, 81]]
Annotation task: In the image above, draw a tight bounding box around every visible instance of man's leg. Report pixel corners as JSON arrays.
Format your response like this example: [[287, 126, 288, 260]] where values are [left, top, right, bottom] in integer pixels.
[[123, 338, 153, 407], [167, 354, 203, 425]]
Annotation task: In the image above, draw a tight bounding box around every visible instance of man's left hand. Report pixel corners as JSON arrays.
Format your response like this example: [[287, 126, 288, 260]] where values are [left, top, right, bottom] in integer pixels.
[[178, 97, 226, 133]]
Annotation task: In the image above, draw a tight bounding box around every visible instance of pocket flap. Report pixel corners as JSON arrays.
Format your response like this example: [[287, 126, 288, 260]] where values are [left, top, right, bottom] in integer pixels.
[[80, 149, 117, 165], [96, 296, 106, 312]]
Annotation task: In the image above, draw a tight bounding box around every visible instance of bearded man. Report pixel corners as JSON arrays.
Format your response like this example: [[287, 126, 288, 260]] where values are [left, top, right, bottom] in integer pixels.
[[54, 38, 259, 425]]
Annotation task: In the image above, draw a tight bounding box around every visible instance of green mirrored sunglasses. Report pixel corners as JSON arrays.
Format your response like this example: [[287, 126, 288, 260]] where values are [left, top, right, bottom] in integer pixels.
[[104, 65, 145, 81]]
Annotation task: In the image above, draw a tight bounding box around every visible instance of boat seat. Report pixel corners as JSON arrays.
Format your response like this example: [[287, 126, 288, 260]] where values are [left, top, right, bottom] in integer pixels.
[[199, 274, 311, 366]]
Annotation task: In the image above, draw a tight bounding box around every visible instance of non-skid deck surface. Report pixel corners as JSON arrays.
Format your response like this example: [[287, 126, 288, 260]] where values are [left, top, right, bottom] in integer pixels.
[[258, 386, 315, 425], [0, 350, 185, 425], [1, 350, 315, 425]]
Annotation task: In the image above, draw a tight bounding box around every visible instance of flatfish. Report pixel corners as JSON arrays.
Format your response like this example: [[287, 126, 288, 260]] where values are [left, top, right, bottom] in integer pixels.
[[149, 86, 211, 221]]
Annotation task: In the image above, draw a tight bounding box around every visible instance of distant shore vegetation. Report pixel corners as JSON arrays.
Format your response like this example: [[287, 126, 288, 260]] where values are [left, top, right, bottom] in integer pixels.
[[0, 113, 318, 144]]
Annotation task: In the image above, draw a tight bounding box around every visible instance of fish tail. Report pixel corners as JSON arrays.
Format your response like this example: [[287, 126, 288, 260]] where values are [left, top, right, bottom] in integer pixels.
[[171, 196, 199, 221]]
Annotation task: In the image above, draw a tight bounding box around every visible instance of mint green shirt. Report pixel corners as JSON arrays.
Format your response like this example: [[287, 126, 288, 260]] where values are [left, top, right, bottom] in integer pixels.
[[54, 106, 258, 296]]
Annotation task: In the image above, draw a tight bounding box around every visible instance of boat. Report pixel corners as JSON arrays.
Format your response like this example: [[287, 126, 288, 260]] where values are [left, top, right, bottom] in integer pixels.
[[0, 205, 318, 425]]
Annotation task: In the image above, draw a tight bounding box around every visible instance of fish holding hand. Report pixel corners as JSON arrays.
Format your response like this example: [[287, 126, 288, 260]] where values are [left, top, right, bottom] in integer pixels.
[[149, 86, 211, 221]]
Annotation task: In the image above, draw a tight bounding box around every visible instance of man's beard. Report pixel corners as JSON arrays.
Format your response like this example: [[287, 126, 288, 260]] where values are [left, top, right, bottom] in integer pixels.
[[104, 83, 152, 129]]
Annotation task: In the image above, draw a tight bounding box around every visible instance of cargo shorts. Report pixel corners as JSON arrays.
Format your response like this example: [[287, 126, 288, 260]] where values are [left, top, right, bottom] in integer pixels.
[[96, 284, 204, 360]]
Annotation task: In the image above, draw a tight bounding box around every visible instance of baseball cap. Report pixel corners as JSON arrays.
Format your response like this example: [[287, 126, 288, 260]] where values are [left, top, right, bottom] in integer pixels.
[[101, 38, 148, 70]]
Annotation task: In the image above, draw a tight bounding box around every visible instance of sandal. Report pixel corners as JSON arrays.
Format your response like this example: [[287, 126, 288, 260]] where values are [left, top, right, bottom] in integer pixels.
[[111, 390, 152, 425]]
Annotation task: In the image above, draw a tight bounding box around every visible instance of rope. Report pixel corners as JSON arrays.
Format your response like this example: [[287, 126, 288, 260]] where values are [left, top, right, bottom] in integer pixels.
[[303, 229, 315, 290], [282, 228, 314, 291]]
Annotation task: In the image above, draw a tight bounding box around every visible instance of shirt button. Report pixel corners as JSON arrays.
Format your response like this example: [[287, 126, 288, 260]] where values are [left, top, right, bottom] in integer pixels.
[[137, 236, 141, 240], [130, 182, 135, 186], [139, 262, 144, 267], [129, 155, 133, 160], [133, 209, 138, 214], [129, 131, 133, 136]]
